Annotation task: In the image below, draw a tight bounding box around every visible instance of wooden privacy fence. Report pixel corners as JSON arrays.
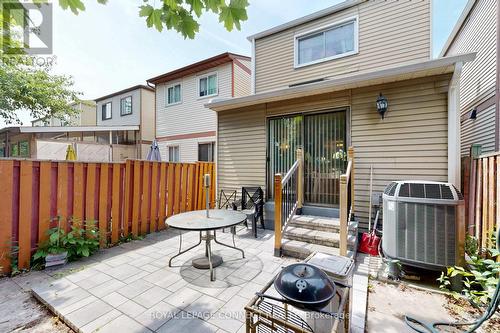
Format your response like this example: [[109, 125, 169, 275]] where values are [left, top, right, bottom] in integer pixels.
[[463, 151, 500, 248], [0, 159, 215, 274]]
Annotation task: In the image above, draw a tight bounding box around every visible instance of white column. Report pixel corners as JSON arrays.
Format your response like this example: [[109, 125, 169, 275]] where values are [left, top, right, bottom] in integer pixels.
[[448, 62, 463, 189]]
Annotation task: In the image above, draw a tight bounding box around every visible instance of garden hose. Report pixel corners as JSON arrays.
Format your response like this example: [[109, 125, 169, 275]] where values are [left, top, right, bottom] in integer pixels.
[[404, 228, 500, 333]]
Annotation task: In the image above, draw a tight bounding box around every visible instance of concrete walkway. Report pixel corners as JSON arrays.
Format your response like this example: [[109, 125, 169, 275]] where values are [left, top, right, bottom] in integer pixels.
[[29, 229, 300, 333]]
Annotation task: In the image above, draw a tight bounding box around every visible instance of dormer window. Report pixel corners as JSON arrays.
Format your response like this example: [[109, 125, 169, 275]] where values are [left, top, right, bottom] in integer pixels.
[[295, 16, 358, 68]]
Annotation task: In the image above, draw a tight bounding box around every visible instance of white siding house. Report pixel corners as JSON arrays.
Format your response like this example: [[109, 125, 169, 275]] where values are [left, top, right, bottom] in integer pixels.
[[148, 53, 251, 162]]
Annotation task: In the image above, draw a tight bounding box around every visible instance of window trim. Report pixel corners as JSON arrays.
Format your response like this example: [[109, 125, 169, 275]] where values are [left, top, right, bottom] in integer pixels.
[[167, 145, 180, 162], [197, 71, 218, 99], [165, 82, 182, 106], [293, 15, 359, 69], [197, 141, 215, 162], [120, 95, 133, 116], [102, 102, 112, 120]]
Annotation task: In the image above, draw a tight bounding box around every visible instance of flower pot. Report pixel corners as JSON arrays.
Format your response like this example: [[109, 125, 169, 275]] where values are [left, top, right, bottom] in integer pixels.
[[45, 251, 68, 267]]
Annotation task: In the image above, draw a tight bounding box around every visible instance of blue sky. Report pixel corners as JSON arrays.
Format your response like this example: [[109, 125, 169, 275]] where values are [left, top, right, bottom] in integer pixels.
[[12, 0, 469, 125]]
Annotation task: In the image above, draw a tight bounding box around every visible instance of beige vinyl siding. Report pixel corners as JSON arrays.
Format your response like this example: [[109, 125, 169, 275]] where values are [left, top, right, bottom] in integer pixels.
[[217, 74, 451, 230], [140, 88, 156, 141], [350, 75, 450, 229], [254, 0, 430, 93], [79, 103, 97, 126], [233, 62, 251, 97], [445, 0, 497, 113], [461, 104, 496, 155], [217, 107, 266, 196]]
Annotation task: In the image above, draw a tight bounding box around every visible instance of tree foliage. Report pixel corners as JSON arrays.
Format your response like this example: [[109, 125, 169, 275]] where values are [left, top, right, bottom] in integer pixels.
[[0, 1, 82, 125], [0, 61, 80, 124], [60, 0, 249, 39]]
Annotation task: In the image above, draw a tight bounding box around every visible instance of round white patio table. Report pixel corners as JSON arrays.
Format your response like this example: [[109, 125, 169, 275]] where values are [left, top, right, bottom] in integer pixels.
[[166, 209, 246, 281]]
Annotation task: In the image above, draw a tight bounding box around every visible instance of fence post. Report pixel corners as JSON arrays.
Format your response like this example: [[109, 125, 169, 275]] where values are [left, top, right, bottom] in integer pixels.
[[274, 174, 282, 257], [296, 148, 304, 214], [339, 174, 348, 256]]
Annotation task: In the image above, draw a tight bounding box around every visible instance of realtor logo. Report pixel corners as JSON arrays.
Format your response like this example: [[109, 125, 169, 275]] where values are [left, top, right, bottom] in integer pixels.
[[2, 1, 53, 54]]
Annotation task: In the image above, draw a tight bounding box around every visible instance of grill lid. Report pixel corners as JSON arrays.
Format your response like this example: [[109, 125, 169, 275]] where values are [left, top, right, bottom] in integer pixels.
[[274, 263, 336, 309]]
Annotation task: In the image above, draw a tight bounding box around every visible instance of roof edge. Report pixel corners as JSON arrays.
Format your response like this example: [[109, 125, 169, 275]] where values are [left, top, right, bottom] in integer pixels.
[[439, 0, 477, 57], [246, 0, 366, 41], [147, 52, 251, 85], [206, 52, 476, 111], [94, 85, 154, 102]]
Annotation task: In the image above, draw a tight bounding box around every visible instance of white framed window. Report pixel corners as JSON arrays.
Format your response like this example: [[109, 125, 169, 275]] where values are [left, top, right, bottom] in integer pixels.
[[102, 102, 112, 120], [294, 16, 358, 68], [198, 72, 218, 98], [120, 96, 132, 116], [168, 146, 180, 162], [166, 83, 182, 105], [198, 142, 215, 162]]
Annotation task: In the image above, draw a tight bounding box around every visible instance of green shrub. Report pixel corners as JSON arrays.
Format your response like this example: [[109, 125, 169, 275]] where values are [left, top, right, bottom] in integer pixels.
[[438, 232, 499, 305], [33, 218, 100, 264]]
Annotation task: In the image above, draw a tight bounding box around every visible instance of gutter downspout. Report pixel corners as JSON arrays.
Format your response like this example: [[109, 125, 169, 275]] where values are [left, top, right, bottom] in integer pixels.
[[251, 38, 256, 94], [448, 62, 463, 189]]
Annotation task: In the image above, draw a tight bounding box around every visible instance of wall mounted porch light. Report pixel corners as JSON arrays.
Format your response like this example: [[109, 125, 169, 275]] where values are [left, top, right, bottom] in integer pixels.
[[376, 93, 388, 119]]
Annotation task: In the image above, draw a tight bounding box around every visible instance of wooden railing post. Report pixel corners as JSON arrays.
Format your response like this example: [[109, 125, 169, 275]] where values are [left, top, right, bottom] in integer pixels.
[[339, 174, 348, 256], [296, 148, 304, 213], [348, 147, 355, 212], [274, 173, 283, 257]]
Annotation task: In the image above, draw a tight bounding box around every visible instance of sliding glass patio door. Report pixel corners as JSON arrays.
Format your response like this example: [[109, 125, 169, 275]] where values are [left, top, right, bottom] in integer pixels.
[[267, 116, 303, 199], [304, 111, 347, 206], [267, 111, 347, 206]]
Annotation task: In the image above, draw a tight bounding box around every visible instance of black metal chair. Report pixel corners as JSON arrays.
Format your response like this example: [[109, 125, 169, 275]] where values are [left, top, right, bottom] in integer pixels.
[[218, 189, 237, 209], [232, 187, 265, 238]]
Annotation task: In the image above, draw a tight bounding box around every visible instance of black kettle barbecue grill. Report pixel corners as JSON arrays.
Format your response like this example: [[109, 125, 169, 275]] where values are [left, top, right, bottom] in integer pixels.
[[273, 263, 337, 310], [246, 261, 351, 333], [255, 263, 347, 311]]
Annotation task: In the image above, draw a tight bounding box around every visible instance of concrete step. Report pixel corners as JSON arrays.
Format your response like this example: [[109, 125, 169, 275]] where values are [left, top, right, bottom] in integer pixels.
[[290, 215, 358, 233], [281, 239, 355, 260], [301, 206, 339, 218], [283, 226, 357, 248]]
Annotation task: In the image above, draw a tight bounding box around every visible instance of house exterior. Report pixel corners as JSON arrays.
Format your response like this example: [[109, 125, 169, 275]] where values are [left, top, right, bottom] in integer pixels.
[[95, 85, 155, 159], [0, 125, 140, 161], [31, 100, 97, 127], [440, 0, 499, 156], [147, 52, 251, 162], [207, 0, 475, 233]]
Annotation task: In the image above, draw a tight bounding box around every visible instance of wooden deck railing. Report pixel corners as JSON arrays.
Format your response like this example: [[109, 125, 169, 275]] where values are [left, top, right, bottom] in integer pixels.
[[463, 151, 499, 249], [0, 159, 215, 274], [339, 147, 355, 256], [274, 149, 304, 257]]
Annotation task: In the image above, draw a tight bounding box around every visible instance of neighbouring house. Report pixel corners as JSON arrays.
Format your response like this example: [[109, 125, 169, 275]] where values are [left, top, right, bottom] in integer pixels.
[[147, 52, 251, 162], [440, 0, 499, 156], [0, 125, 140, 161], [206, 0, 476, 257], [31, 100, 97, 127], [95, 84, 155, 159]]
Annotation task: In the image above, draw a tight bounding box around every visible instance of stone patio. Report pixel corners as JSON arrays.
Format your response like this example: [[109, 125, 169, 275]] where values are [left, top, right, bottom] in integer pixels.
[[29, 228, 301, 333]]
